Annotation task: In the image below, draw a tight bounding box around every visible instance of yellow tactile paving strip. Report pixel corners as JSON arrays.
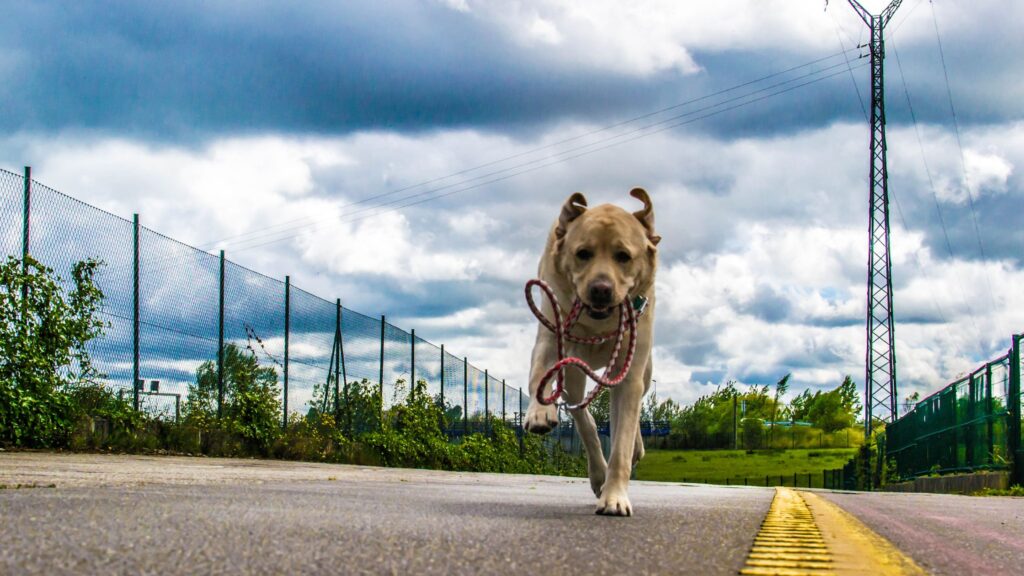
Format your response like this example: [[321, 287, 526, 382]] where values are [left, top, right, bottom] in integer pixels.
[[740, 488, 927, 576]]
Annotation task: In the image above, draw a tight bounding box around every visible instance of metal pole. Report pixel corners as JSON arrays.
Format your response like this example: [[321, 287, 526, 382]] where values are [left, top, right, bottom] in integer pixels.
[[519, 387, 524, 455], [335, 299, 342, 417], [440, 344, 445, 409], [410, 329, 416, 402], [19, 167, 30, 392], [485, 369, 490, 434], [132, 213, 140, 412], [379, 315, 386, 401], [502, 379, 506, 422], [463, 357, 468, 434], [985, 362, 994, 466], [338, 300, 349, 433], [217, 250, 225, 419], [1009, 334, 1022, 486], [21, 166, 30, 295], [733, 394, 738, 450], [283, 276, 290, 428]]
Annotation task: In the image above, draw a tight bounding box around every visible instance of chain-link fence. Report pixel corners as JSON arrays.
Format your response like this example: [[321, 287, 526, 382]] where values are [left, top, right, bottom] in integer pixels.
[[886, 334, 1023, 484], [2, 167, 534, 432]]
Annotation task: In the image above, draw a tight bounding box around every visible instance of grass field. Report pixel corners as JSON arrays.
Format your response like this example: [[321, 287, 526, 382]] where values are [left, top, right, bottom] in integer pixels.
[[635, 448, 857, 488]]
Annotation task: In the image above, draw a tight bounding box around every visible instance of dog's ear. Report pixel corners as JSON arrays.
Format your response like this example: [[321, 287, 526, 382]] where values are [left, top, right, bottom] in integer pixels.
[[555, 192, 588, 241], [630, 187, 661, 246]]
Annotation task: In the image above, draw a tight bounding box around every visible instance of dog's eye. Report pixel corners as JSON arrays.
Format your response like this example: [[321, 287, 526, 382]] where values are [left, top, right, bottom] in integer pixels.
[[576, 249, 593, 261], [615, 251, 632, 263]]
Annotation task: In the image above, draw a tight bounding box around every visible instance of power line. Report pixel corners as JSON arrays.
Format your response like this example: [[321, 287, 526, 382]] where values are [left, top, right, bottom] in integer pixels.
[[929, 0, 999, 317], [217, 62, 862, 253], [827, 4, 869, 122], [890, 34, 978, 360], [227, 64, 865, 254], [191, 50, 862, 252]]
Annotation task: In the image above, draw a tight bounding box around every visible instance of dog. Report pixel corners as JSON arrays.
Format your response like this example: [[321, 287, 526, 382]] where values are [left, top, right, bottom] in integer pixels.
[[524, 188, 659, 516]]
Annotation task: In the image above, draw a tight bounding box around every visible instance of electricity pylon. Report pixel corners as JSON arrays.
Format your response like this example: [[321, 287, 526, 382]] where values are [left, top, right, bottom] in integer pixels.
[[845, 0, 902, 437]]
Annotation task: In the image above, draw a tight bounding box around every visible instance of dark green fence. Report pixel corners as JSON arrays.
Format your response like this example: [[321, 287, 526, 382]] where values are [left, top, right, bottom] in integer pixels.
[[1, 166, 532, 433], [886, 334, 1023, 484]]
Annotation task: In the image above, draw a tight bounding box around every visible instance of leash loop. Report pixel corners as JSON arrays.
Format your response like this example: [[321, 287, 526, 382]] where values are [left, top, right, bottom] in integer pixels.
[[524, 279, 640, 410]]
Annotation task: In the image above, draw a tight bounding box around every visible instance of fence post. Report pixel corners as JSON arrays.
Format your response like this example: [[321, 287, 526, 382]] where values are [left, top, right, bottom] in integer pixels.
[[217, 250, 225, 419], [410, 329, 416, 402], [440, 344, 445, 411], [502, 379, 506, 422], [335, 299, 342, 417], [1009, 334, 1022, 486], [519, 387, 524, 456], [379, 315, 386, 401], [986, 362, 994, 466], [283, 276, 290, 428], [21, 166, 30, 305], [132, 213, 140, 412], [484, 369, 490, 434], [463, 357, 468, 434], [732, 394, 738, 450]]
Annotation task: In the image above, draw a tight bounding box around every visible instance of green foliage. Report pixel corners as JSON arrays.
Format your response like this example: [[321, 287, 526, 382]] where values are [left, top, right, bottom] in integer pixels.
[[0, 256, 106, 447], [279, 378, 584, 477], [186, 343, 282, 454], [636, 447, 858, 485], [973, 484, 1024, 497]]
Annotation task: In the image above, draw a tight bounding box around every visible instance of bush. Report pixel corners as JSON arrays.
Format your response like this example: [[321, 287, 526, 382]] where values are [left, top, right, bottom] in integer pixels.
[[0, 256, 106, 447]]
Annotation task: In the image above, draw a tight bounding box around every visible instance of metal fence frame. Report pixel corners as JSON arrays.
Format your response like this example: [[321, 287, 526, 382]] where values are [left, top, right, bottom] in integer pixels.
[[3, 166, 530, 433], [886, 333, 1022, 485]]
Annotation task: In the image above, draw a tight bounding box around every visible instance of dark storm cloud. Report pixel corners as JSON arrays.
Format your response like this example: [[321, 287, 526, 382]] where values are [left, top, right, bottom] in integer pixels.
[[0, 1, 665, 140], [3, 1, 1020, 142]]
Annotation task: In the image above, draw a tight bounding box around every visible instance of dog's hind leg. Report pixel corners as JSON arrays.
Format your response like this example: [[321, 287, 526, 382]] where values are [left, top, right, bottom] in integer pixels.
[[564, 371, 607, 497], [633, 360, 653, 467]]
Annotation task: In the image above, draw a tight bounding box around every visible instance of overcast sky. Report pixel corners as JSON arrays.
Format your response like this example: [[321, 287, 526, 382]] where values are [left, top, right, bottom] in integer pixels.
[[2, 0, 1022, 410]]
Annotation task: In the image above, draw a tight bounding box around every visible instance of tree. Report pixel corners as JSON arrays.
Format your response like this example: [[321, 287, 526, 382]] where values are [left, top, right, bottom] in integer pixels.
[[769, 373, 791, 445], [187, 343, 282, 451], [901, 391, 920, 416], [0, 256, 106, 446]]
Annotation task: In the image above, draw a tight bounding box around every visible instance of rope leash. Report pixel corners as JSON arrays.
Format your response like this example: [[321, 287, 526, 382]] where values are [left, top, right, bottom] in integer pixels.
[[524, 278, 642, 410]]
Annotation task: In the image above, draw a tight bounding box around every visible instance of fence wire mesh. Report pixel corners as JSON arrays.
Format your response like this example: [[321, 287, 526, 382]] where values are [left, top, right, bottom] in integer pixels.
[[887, 336, 1022, 481], [2, 168, 523, 433]]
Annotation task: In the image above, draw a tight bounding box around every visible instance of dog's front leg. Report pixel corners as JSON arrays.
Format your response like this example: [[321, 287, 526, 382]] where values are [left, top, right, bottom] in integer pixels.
[[597, 369, 645, 516], [524, 325, 559, 434], [562, 367, 607, 497]]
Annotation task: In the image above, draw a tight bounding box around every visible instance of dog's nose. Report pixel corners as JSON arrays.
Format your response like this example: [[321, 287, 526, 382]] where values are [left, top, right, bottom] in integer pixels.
[[588, 280, 614, 308]]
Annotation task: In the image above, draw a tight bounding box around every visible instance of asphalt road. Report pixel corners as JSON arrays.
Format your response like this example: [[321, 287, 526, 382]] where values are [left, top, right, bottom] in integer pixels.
[[0, 454, 772, 575], [5, 453, 1024, 575], [820, 490, 1024, 576]]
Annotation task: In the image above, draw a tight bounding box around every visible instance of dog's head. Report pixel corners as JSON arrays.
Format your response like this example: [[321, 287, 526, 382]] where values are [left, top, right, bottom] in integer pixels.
[[553, 188, 660, 320]]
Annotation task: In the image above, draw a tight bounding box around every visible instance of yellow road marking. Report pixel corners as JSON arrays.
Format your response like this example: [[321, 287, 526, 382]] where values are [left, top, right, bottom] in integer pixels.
[[740, 488, 927, 576]]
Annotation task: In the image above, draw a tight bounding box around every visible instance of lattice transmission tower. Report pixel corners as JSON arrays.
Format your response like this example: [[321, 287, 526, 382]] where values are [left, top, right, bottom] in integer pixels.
[[845, 0, 902, 437]]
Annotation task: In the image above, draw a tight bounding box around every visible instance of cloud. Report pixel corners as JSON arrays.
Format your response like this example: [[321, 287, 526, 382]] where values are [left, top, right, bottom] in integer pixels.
[[3, 110, 1022, 409], [2, 1, 1022, 140]]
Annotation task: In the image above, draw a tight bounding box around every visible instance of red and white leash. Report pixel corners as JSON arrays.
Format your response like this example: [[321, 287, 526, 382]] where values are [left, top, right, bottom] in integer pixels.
[[524, 278, 643, 410]]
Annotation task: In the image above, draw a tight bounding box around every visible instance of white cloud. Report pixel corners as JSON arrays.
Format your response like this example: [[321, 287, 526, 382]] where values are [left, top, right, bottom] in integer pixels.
[[438, 0, 950, 76], [4, 116, 1022, 409]]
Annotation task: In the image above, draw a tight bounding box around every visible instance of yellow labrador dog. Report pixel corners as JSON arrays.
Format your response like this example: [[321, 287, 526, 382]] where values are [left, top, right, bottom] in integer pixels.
[[524, 188, 659, 516]]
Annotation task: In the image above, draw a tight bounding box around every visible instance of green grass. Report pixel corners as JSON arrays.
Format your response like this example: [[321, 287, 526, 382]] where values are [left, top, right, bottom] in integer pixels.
[[636, 448, 857, 487]]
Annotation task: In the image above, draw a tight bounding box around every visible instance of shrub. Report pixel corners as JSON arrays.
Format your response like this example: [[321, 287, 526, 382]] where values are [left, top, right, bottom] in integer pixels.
[[0, 256, 106, 447]]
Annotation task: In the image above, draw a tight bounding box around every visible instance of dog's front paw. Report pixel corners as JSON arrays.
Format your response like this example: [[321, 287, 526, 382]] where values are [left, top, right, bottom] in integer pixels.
[[595, 489, 633, 517], [524, 401, 558, 435]]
